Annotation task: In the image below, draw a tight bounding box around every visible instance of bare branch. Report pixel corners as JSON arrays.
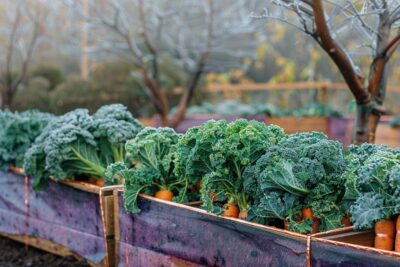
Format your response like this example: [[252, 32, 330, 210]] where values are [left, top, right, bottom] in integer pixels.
[[311, 0, 369, 104], [381, 30, 400, 59], [5, 3, 22, 85], [138, 0, 159, 80], [171, 0, 215, 127]]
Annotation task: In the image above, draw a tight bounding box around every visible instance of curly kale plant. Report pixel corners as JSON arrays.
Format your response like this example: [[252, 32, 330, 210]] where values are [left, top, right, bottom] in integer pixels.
[[350, 146, 400, 230], [0, 110, 54, 170], [340, 144, 392, 213], [24, 104, 143, 189], [175, 119, 285, 214], [106, 127, 187, 213], [245, 132, 347, 233]]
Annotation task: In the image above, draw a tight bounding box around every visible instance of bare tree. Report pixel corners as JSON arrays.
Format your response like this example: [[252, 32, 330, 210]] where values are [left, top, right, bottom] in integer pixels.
[[0, 0, 49, 108], [70, 0, 264, 127], [255, 0, 400, 144]]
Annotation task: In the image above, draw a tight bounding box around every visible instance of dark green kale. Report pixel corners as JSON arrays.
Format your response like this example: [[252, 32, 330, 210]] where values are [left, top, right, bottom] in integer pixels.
[[24, 104, 143, 190], [0, 110, 54, 170], [175, 119, 285, 214], [106, 127, 187, 213], [246, 132, 348, 233]]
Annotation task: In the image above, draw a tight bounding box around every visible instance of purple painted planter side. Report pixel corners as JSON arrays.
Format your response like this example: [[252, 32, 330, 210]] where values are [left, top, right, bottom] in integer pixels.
[[118, 193, 307, 267], [328, 117, 351, 146], [0, 171, 106, 264], [311, 240, 400, 267]]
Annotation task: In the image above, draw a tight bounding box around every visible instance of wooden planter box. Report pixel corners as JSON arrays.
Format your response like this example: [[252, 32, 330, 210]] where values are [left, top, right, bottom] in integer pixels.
[[311, 227, 400, 266], [106, 187, 309, 267], [330, 116, 400, 148], [266, 117, 330, 135], [102, 187, 400, 266], [0, 170, 108, 266]]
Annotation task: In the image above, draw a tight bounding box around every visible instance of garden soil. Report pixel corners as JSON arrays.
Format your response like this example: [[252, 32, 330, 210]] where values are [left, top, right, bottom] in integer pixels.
[[0, 237, 89, 267]]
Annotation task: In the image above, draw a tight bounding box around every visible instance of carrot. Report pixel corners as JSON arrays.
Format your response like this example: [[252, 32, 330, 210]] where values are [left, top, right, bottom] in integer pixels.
[[302, 207, 320, 234], [284, 219, 290, 230], [223, 203, 239, 218], [86, 178, 105, 187], [395, 216, 400, 252], [9, 166, 24, 175], [375, 219, 395, 251], [210, 192, 218, 201], [95, 179, 105, 187], [238, 211, 248, 219], [302, 208, 314, 219], [195, 179, 202, 191], [155, 190, 174, 201], [341, 216, 352, 227]]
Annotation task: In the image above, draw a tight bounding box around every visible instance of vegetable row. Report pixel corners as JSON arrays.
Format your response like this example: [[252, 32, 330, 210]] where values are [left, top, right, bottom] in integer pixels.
[[1, 104, 400, 252]]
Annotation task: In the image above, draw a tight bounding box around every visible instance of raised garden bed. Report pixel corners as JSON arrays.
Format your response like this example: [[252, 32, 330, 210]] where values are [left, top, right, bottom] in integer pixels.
[[311, 227, 400, 266], [111, 188, 309, 267], [330, 116, 400, 148], [0, 170, 108, 266], [267, 117, 330, 135], [99, 186, 400, 267]]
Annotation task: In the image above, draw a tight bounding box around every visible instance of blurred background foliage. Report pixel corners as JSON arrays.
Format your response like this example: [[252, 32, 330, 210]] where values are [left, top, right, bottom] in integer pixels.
[[2, 0, 400, 117]]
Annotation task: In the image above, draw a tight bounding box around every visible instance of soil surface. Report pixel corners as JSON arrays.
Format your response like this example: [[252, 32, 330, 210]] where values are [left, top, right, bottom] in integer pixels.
[[0, 237, 90, 267]]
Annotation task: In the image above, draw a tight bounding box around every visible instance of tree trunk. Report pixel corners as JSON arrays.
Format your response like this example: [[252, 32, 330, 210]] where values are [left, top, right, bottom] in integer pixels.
[[170, 70, 203, 128], [141, 70, 170, 127], [1, 88, 13, 109], [352, 104, 379, 144]]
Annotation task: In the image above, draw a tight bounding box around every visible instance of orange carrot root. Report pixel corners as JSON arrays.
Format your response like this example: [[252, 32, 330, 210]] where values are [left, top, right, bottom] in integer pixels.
[[341, 216, 352, 227], [223, 203, 239, 218], [284, 219, 290, 230], [95, 179, 105, 187], [9, 166, 24, 174], [302, 207, 320, 234], [238, 211, 248, 219], [302, 208, 314, 220], [87, 178, 104, 187], [195, 180, 202, 191], [155, 190, 174, 201], [375, 219, 395, 251]]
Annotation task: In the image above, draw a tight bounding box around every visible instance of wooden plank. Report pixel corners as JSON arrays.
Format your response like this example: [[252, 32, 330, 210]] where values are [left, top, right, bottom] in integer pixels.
[[267, 117, 329, 134], [375, 124, 400, 148], [7, 169, 102, 195], [113, 189, 120, 267], [105, 194, 116, 266], [100, 186, 121, 267], [344, 119, 400, 148], [57, 179, 101, 194], [137, 117, 156, 127], [315, 228, 375, 247], [171, 82, 400, 95], [205, 82, 400, 94]]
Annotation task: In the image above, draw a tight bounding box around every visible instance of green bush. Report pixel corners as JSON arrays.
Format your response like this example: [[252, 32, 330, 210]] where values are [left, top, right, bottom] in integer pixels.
[[31, 65, 65, 89], [11, 77, 52, 112], [49, 76, 96, 115], [50, 73, 153, 117]]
